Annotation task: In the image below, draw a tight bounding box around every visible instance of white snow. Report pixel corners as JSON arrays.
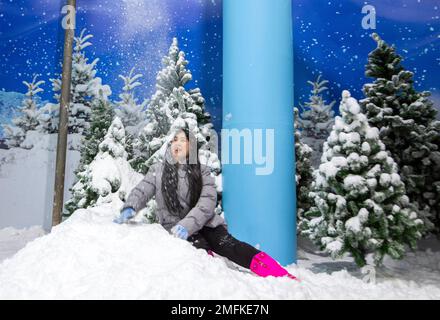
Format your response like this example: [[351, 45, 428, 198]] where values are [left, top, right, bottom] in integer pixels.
[[323, 238, 344, 254], [342, 90, 351, 99], [341, 90, 361, 115], [390, 173, 401, 186], [367, 178, 378, 189], [346, 132, 360, 145], [89, 156, 122, 196], [319, 156, 348, 180], [333, 117, 345, 132], [379, 173, 391, 187], [361, 142, 371, 154], [0, 205, 439, 299], [365, 127, 379, 140], [19, 130, 40, 149], [0, 226, 45, 262], [328, 130, 339, 145], [366, 164, 381, 178], [345, 209, 369, 234], [343, 175, 365, 189], [374, 151, 388, 161], [0, 138, 80, 230], [345, 217, 361, 233]]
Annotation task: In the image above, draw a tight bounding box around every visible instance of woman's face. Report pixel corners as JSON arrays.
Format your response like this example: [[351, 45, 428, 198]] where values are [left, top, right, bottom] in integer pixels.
[[171, 130, 189, 162]]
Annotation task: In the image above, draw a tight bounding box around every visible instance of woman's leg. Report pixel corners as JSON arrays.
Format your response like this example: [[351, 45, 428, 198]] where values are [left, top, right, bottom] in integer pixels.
[[187, 232, 212, 253], [200, 225, 298, 280], [199, 225, 261, 269]]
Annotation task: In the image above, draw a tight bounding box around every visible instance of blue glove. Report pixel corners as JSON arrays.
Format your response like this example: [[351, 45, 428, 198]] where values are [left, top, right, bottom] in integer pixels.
[[113, 208, 135, 224], [171, 224, 189, 240]]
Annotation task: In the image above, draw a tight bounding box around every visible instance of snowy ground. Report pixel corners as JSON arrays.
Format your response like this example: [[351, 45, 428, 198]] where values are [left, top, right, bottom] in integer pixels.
[[0, 226, 45, 262], [0, 204, 439, 300]]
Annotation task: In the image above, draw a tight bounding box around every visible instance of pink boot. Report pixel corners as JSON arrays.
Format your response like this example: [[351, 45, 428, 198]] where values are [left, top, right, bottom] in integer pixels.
[[207, 249, 215, 257], [250, 252, 298, 281]]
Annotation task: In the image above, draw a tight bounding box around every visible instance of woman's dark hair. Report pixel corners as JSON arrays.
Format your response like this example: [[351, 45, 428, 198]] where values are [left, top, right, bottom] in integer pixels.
[[161, 125, 203, 217]]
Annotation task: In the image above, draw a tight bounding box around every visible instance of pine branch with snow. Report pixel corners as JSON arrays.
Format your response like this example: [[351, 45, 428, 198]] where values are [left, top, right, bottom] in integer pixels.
[[300, 90, 424, 267], [360, 33, 440, 234]]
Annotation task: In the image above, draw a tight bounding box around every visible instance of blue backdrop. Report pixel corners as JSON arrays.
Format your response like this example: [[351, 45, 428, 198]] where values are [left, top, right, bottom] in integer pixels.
[[0, 0, 223, 136], [1, 0, 439, 139]]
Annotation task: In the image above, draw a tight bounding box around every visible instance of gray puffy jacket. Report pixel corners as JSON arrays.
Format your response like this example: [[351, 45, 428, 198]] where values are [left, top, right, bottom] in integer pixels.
[[122, 159, 227, 237]]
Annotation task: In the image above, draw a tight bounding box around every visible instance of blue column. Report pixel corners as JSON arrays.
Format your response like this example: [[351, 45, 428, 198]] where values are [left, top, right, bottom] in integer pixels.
[[222, 0, 296, 265]]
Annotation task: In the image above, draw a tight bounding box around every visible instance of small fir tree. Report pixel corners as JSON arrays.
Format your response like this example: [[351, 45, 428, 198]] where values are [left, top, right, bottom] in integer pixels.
[[298, 75, 335, 168], [300, 90, 423, 267]]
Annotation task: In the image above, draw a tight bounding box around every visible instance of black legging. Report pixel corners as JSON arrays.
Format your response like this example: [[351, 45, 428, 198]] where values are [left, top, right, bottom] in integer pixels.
[[187, 225, 261, 269]]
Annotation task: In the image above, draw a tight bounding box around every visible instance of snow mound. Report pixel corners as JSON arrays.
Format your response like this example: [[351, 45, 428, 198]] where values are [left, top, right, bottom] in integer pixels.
[[1, 205, 440, 299], [0, 226, 45, 262]]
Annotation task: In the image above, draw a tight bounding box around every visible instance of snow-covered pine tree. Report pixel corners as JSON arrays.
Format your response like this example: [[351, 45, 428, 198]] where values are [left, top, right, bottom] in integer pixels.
[[131, 37, 216, 174], [294, 107, 313, 221], [360, 33, 440, 233], [115, 67, 148, 135], [15, 75, 44, 132], [76, 93, 115, 173], [298, 75, 335, 168], [64, 117, 132, 216], [37, 103, 59, 134], [299, 90, 423, 267], [2, 126, 24, 148], [3, 75, 44, 147], [424, 120, 440, 231], [50, 28, 111, 135]]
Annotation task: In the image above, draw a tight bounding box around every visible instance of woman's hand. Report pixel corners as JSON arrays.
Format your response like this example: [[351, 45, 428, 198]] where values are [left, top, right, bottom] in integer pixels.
[[113, 208, 135, 224], [171, 224, 189, 240]]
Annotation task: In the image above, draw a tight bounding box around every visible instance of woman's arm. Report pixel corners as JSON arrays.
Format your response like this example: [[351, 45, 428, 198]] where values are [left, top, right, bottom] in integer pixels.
[[122, 162, 158, 213], [177, 164, 217, 237]]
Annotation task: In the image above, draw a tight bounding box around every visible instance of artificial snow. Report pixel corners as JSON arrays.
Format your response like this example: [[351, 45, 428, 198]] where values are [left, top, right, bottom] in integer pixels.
[[0, 136, 80, 230], [390, 173, 401, 186], [365, 127, 379, 140], [0, 205, 439, 299], [343, 175, 365, 189], [361, 142, 371, 154], [345, 209, 369, 234], [379, 173, 391, 187], [0, 226, 45, 262], [324, 239, 344, 254], [319, 156, 348, 180]]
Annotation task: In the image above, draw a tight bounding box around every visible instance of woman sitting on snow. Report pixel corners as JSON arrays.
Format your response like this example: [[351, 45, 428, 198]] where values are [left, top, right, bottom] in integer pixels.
[[113, 124, 296, 280]]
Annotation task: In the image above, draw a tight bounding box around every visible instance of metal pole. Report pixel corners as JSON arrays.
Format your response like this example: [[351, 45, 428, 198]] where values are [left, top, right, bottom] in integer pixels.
[[52, 0, 76, 227]]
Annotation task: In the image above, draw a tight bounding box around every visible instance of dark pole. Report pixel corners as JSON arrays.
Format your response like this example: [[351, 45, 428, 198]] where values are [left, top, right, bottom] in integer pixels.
[[52, 0, 76, 227]]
